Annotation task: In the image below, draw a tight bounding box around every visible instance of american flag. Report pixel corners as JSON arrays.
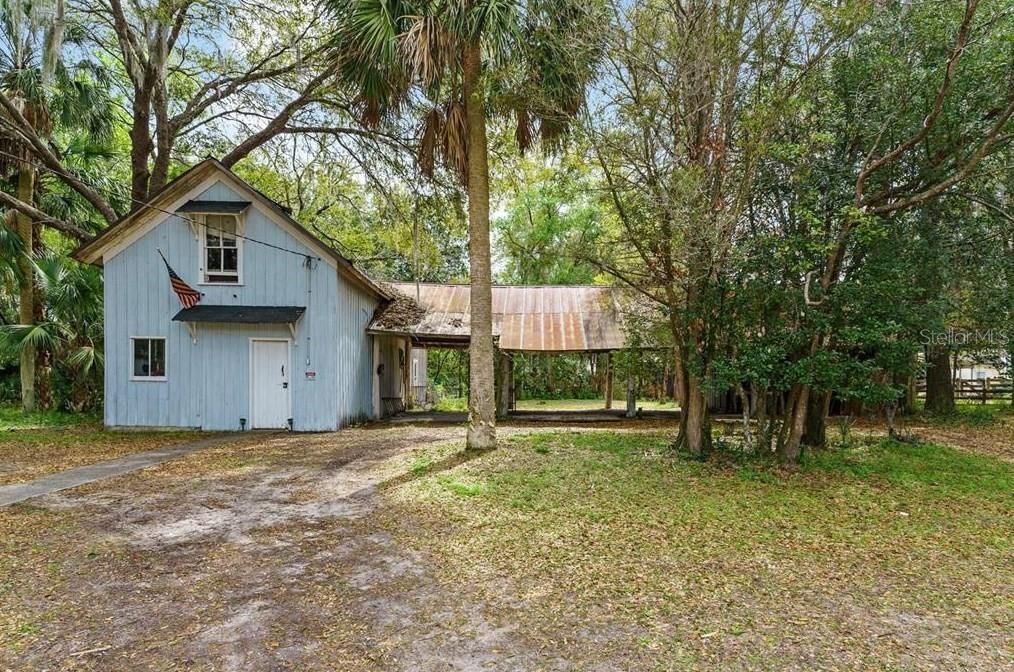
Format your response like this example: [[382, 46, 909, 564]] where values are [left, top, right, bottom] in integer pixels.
[[158, 250, 202, 309]]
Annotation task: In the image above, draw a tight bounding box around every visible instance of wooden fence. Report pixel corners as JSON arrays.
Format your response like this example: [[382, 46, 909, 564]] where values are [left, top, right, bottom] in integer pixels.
[[916, 378, 1013, 403]]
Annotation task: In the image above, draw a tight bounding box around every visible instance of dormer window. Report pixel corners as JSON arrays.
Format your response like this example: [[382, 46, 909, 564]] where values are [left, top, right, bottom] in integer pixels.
[[201, 214, 241, 284]]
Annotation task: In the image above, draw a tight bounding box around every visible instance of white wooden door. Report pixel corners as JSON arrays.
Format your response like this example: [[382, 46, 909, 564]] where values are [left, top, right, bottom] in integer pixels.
[[251, 340, 290, 429]]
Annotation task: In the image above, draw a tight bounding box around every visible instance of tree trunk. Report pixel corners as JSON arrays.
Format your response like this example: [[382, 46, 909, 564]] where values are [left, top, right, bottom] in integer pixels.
[[495, 350, 511, 419], [802, 389, 829, 448], [15, 168, 36, 413], [738, 384, 753, 451], [31, 220, 52, 410], [462, 41, 496, 450], [778, 383, 810, 462], [924, 345, 955, 413], [899, 374, 917, 415], [755, 386, 771, 451], [130, 84, 153, 205], [674, 357, 712, 458], [149, 78, 173, 194]]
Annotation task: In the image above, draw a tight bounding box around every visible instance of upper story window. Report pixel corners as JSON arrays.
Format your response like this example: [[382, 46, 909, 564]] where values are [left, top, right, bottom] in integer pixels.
[[202, 214, 241, 284]]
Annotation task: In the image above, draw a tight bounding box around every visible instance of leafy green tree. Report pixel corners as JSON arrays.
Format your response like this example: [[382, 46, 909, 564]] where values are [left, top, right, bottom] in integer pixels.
[[493, 153, 604, 285], [775, 0, 1014, 456], [588, 0, 848, 457]]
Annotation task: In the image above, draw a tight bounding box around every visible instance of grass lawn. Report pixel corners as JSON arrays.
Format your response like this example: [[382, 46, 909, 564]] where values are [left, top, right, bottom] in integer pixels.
[[922, 400, 1014, 426], [515, 397, 680, 411], [431, 396, 681, 412], [379, 431, 1013, 669], [0, 406, 206, 486]]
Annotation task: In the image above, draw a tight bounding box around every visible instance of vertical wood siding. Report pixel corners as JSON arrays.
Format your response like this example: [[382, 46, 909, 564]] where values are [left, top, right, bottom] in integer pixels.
[[103, 179, 378, 430]]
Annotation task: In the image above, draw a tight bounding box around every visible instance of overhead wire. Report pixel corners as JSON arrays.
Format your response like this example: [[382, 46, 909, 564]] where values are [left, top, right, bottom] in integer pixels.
[[0, 148, 334, 263]]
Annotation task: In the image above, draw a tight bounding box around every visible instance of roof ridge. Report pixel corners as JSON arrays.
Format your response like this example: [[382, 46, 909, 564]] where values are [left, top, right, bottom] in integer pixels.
[[389, 281, 621, 289]]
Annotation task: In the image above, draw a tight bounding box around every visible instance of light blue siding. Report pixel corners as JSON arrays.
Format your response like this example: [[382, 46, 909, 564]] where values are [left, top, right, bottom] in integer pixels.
[[103, 178, 378, 430], [335, 279, 379, 423]]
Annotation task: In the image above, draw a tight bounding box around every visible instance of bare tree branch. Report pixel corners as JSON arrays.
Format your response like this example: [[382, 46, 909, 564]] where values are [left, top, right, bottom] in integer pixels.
[[0, 90, 118, 223], [0, 189, 93, 241], [855, 0, 979, 207]]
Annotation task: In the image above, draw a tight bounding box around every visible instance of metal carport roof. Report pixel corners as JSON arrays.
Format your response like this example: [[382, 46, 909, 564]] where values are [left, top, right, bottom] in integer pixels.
[[370, 283, 628, 352]]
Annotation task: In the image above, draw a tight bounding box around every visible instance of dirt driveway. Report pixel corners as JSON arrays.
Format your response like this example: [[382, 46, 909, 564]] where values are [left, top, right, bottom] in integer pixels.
[[3, 422, 619, 671]]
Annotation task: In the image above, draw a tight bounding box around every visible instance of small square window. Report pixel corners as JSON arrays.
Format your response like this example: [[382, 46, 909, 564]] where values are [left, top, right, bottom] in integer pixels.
[[132, 338, 166, 379]]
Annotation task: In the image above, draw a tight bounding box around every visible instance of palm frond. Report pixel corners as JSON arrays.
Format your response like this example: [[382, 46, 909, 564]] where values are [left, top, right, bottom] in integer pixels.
[[327, 1, 420, 126], [515, 105, 532, 152], [468, 0, 520, 64], [443, 98, 469, 183], [0, 321, 63, 356], [419, 106, 445, 177], [400, 13, 457, 88], [66, 344, 102, 375], [0, 210, 27, 256]]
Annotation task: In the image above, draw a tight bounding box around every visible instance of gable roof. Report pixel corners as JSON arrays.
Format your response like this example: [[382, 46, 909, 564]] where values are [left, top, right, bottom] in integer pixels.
[[72, 158, 391, 301]]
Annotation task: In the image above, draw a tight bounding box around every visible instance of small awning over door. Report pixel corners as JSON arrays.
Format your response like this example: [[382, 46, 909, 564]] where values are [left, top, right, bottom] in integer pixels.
[[172, 305, 305, 324]]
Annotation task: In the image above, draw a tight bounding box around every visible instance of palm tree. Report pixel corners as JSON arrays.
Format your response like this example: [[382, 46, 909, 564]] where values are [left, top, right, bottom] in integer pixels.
[[329, 0, 604, 449], [0, 0, 111, 411], [0, 251, 104, 412]]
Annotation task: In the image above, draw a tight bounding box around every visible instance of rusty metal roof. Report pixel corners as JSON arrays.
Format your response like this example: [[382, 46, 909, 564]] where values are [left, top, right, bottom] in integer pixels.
[[372, 283, 627, 352]]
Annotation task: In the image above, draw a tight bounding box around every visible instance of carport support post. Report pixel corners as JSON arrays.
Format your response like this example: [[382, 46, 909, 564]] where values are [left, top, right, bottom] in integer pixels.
[[509, 357, 516, 411], [605, 352, 614, 410], [626, 371, 636, 418], [404, 341, 413, 410]]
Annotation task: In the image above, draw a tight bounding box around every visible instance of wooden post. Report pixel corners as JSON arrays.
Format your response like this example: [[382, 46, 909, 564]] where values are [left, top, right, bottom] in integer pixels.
[[403, 341, 413, 410], [605, 352, 614, 410], [508, 355, 516, 411], [494, 349, 502, 417], [626, 372, 636, 418]]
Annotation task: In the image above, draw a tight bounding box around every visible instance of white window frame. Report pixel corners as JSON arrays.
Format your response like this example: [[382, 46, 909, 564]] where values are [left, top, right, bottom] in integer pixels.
[[198, 213, 244, 285], [130, 336, 167, 381]]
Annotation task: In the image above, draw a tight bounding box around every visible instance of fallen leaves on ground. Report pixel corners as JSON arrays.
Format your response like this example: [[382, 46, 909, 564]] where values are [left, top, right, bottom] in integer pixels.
[[0, 424, 207, 486]]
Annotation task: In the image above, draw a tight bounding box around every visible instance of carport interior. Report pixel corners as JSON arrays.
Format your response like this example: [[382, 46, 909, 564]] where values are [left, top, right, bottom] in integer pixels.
[[369, 283, 646, 416]]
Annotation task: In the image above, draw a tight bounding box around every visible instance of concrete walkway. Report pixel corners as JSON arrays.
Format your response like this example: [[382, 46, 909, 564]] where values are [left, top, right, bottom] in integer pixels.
[[0, 433, 247, 507]]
